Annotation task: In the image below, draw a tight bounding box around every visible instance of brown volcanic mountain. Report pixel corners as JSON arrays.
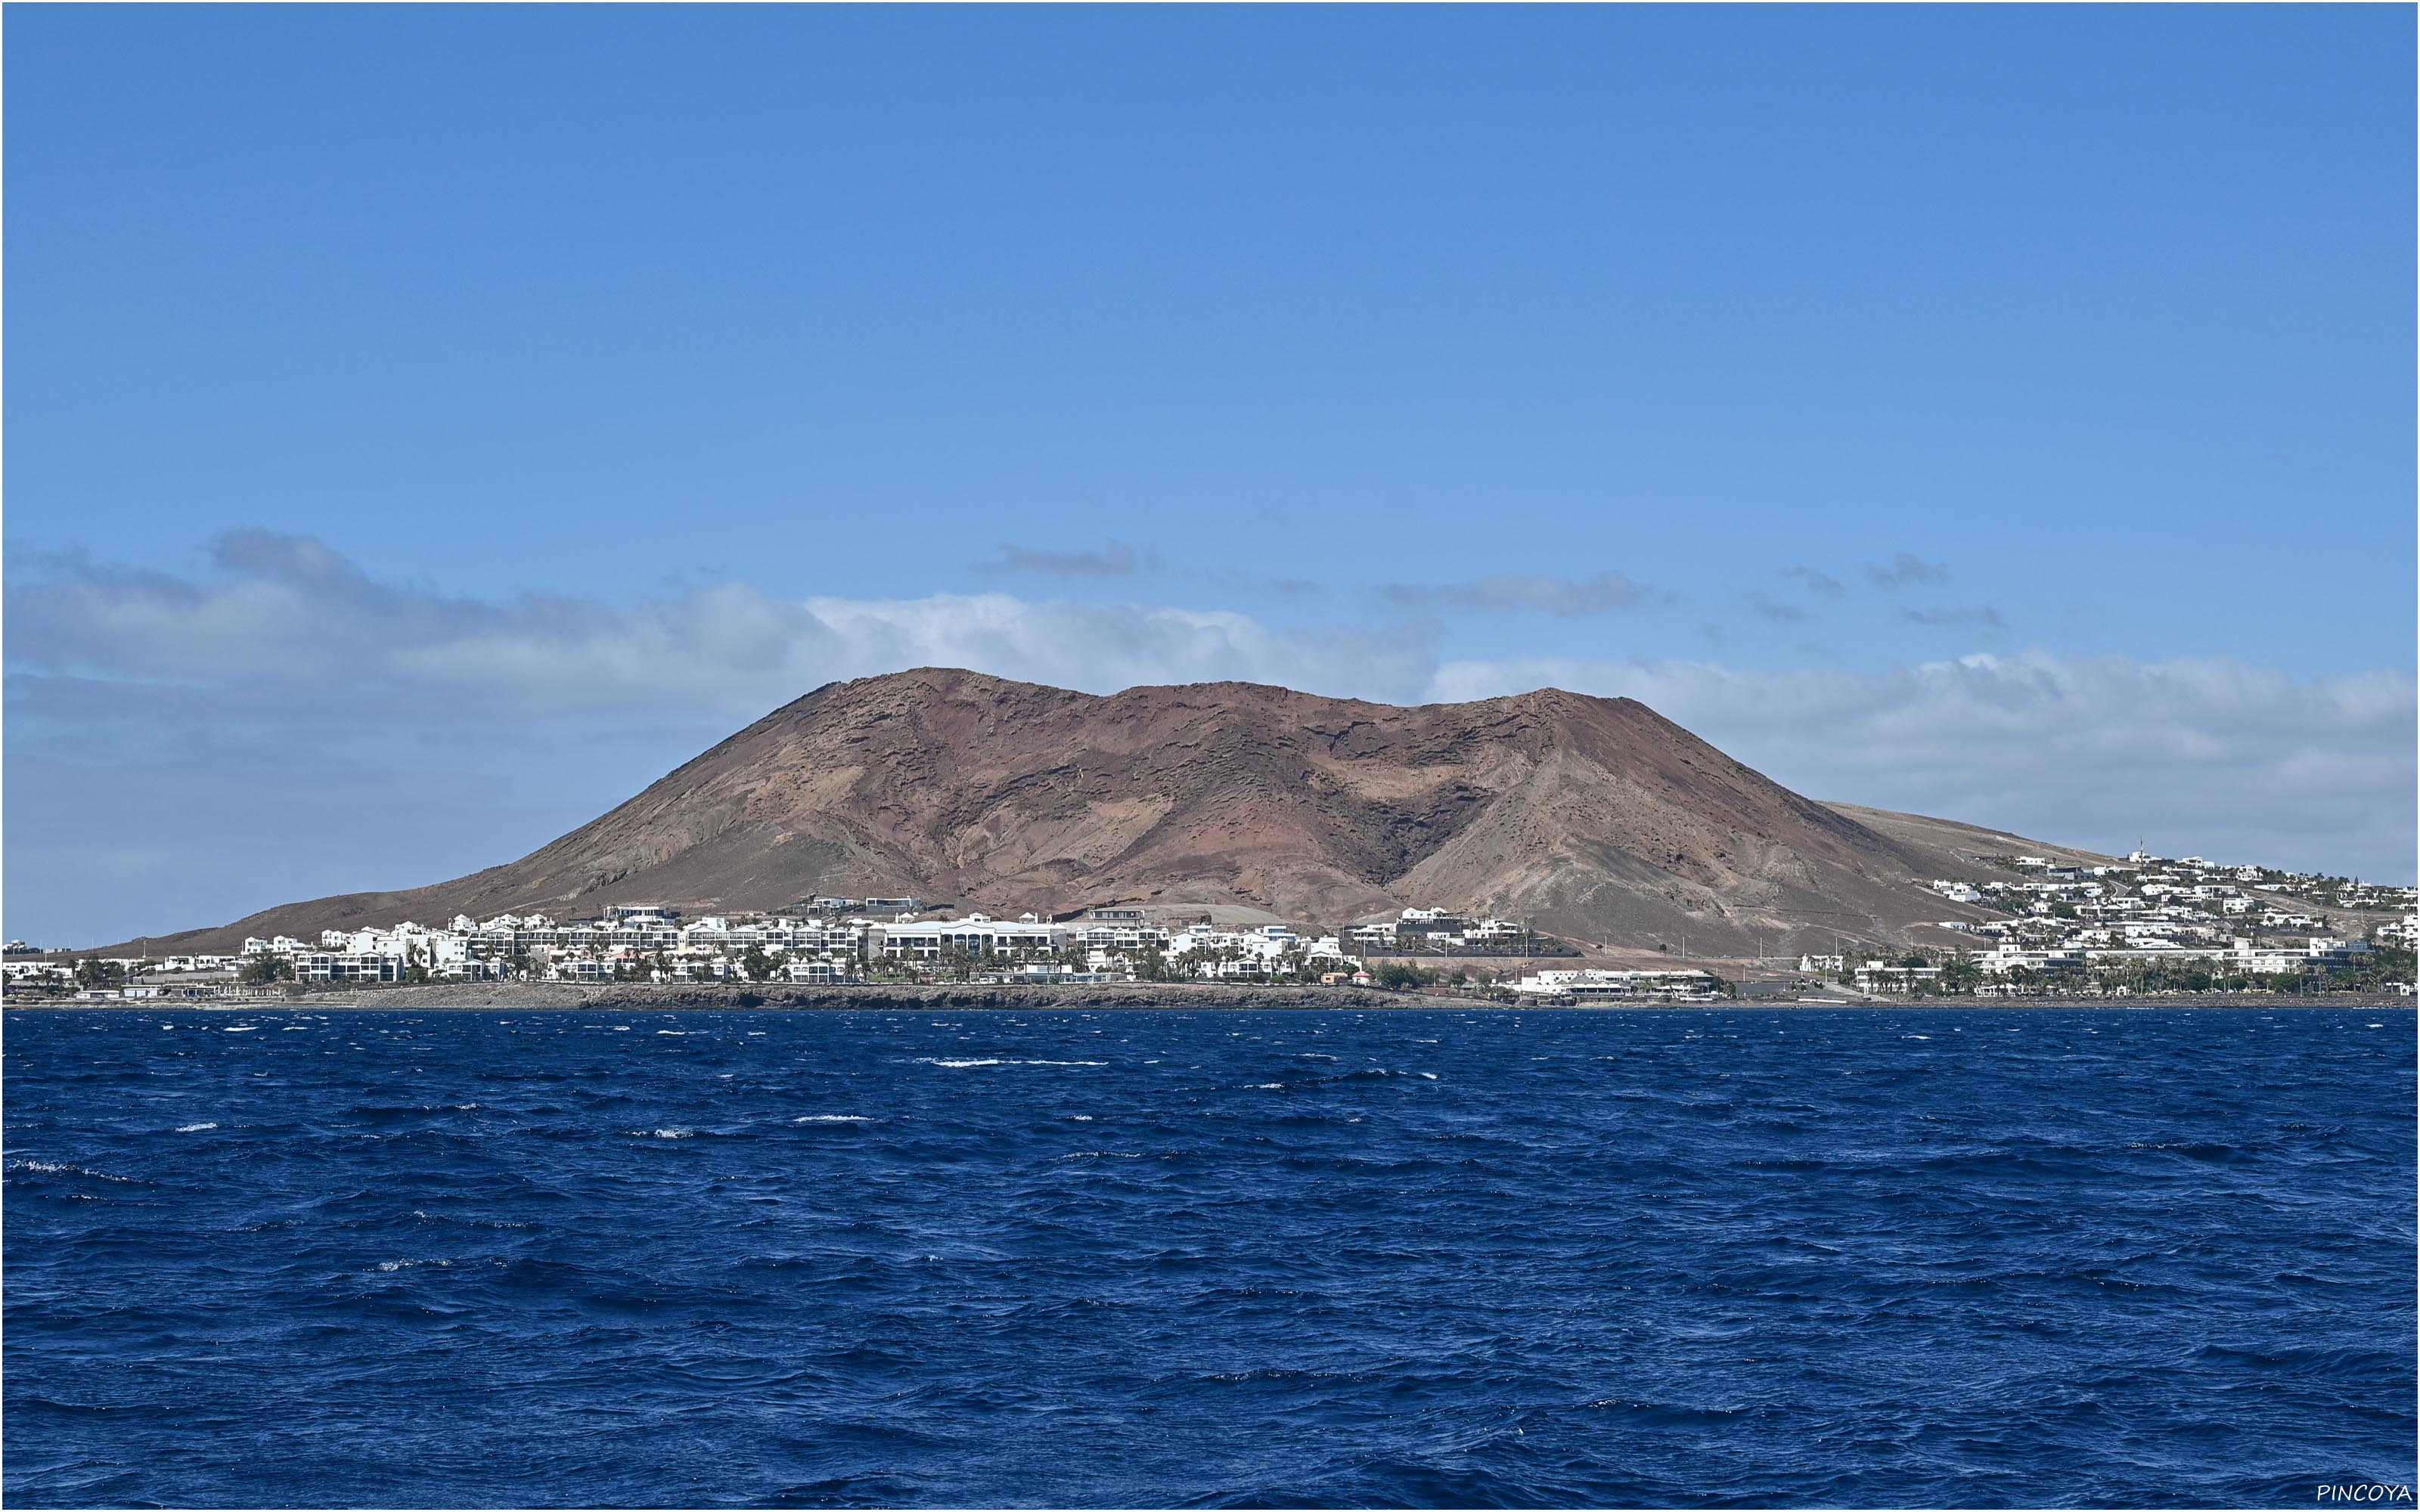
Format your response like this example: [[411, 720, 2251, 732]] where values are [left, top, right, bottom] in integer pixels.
[[135, 668, 2046, 956]]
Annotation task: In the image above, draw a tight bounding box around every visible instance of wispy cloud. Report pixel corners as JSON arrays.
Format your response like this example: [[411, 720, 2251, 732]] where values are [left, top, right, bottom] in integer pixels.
[[1866, 553, 1950, 588], [1897, 604, 2008, 631], [1747, 593, 1815, 624], [970, 542, 1157, 579], [212, 530, 363, 583], [1779, 566, 1848, 598], [1372, 570, 1674, 618], [1199, 569, 1326, 603]]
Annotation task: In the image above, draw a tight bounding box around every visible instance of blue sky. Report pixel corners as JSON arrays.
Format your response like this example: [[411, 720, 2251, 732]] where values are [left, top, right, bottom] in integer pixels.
[[8, 5, 2414, 945]]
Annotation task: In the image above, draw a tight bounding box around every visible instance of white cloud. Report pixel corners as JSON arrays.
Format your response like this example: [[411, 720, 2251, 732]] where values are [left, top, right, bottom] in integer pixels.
[[7, 534, 2412, 946], [6, 534, 1435, 716]]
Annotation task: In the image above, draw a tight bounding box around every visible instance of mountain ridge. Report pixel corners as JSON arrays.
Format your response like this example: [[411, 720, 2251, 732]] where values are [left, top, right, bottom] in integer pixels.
[[101, 668, 2076, 956]]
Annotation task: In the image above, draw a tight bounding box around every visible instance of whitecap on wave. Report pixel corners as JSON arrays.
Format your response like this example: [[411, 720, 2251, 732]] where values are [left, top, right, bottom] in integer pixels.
[[914, 1057, 1107, 1069], [5, 1158, 137, 1182]]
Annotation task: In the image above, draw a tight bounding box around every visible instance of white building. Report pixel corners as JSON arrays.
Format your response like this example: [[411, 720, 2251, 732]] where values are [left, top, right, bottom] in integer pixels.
[[871, 915, 1066, 960], [1975, 945, 2088, 975], [1855, 963, 1944, 993], [1512, 968, 1716, 1001]]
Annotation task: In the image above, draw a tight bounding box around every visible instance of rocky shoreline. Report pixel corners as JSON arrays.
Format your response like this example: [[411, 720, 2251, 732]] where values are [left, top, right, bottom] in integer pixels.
[[252, 981, 1500, 1012], [8, 982, 2409, 1011]]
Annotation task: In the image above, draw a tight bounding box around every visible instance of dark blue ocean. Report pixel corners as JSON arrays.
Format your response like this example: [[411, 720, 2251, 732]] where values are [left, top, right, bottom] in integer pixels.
[[5, 1006, 2413, 1508]]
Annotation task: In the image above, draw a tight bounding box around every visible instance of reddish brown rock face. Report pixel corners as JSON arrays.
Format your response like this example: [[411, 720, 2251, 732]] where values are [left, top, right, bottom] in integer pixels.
[[126, 668, 2072, 956]]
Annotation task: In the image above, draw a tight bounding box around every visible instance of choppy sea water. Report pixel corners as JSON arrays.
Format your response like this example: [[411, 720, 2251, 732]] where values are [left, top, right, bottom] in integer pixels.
[[4, 1005, 2412, 1508]]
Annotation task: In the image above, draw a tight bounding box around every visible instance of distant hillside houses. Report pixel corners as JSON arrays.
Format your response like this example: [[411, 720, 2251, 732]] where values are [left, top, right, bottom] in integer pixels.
[[1909, 850, 2409, 986], [1825, 931, 2381, 995], [170, 899, 1404, 990], [67, 894, 1593, 996], [1348, 909, 1550, 953], [11, 835, 2406, 1002]]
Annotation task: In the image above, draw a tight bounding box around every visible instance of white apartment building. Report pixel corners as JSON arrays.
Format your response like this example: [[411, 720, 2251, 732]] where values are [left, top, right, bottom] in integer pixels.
[[1855, 963, 1944, 993], [1975, 945, 2089, 974], [871, 915, 1066, 960], [1512, 968, 1717, 1001]]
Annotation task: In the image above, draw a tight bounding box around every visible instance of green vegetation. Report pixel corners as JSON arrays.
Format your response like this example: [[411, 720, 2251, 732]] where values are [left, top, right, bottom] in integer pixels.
[[74, 956, 127, 990], [2335, 946, 2416, 994], [237, 953, 292, 986]]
